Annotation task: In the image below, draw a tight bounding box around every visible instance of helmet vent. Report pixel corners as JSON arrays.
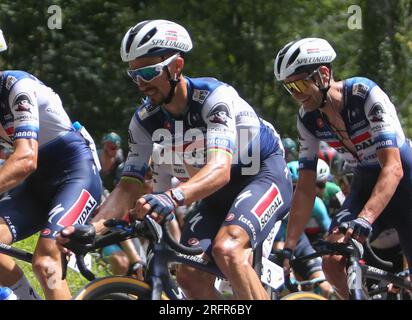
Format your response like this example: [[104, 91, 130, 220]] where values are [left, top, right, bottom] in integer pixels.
[[137, 27, 157, 48], [287, 48, 300, 68], [276, 42, 294, 76], [125, 21, 151, 53]]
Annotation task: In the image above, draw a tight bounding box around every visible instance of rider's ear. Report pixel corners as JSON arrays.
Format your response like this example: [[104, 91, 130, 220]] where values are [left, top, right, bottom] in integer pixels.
[[175, 56, 184, 74]]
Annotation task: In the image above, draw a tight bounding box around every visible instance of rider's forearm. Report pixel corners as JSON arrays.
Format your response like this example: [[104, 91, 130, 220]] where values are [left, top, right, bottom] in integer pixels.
[[91, 178, 145, 234], [176, 152, 231, 205], [284, 188, 316, 250], [358, 162, 403, 224], [0, 141, 37, 194]]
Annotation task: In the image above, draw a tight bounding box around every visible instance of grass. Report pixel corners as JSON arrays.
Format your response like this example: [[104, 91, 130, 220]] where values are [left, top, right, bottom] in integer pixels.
[[13, 233, 110, 300]]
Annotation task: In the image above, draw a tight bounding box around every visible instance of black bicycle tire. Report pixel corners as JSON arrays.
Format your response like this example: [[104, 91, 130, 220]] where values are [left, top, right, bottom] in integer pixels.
[[73, 276, 169, 300]]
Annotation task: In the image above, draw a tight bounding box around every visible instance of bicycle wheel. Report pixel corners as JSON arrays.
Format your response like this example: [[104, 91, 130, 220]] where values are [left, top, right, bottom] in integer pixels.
[[73, 276, 169, 300], [281, 291, 326, 300]]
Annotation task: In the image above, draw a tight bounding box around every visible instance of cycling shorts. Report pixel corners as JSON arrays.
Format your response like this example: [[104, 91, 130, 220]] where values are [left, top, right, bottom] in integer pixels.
[[0, 158, 102, 242], [180, 154, 293, 259], [292, 232, 322, 279], [329, 167, 412, 273]]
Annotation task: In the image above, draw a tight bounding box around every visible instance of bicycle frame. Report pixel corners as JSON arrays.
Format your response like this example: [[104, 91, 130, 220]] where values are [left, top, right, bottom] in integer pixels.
[[143, 241, 225, 300], [73, 216, 279, 300], [290, 239, 412, 300]]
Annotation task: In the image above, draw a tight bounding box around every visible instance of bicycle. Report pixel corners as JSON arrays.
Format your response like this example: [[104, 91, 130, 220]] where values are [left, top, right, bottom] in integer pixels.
[[288, 234, 412, 300], [67, 216, 325, 300]]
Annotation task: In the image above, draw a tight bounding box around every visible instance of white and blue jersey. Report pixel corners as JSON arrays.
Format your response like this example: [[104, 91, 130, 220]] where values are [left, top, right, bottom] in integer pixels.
[[123, 76, 283, 183], [297, 76, 412, 273], [123, 76, 292, 254], [298, 77, 411, 173], [0, 70, 102, 241]]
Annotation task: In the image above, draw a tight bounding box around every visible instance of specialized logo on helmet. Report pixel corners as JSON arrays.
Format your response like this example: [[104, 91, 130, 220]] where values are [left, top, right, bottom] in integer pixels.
[[296, 55, 334, 65], [13, 93, 34, 113], [368, 103, 385, 123], [206, 103, 231, 127]]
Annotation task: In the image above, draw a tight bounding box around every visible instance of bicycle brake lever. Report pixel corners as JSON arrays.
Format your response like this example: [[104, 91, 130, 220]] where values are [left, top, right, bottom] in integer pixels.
[[61, 253, 68, 280]]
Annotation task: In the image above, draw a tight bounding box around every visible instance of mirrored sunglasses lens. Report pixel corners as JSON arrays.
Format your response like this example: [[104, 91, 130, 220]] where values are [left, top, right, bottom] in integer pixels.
[[137, 67, 161, 81], [127, 67, 161, 83], [294, 80, 307, 93], [284, 80, 305, 94]]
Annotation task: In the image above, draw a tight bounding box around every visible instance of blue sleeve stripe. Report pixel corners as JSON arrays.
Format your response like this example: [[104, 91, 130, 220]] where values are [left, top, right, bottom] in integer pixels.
[[374, 133, 398, 149]]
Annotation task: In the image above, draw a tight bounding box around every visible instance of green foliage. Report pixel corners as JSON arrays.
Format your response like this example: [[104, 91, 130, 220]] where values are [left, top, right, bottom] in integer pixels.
[[1, 1, 412, 298], [1, 0, 411, 141]]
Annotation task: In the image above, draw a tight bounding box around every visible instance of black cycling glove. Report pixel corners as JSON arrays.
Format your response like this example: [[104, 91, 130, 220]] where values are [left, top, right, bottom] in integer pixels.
[[61, 224, 96, 255], [340, 217, 372, 240]]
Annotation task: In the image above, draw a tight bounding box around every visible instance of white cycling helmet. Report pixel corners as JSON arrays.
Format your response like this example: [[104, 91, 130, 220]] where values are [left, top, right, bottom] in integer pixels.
[[274, 38, 336, 81], [120, 19, 193, 62], [316, 158, 330, 183], [0, 29, 7, 52]]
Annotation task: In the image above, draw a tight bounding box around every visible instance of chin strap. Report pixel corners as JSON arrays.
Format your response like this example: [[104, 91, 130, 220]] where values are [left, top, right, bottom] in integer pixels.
[[163, 66, 180, 104], [314, 68, 332, 109]]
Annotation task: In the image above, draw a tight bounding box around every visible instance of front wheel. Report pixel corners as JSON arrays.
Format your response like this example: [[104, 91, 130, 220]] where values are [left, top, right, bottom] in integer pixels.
[[73, 276, 169, 300], [281, 291, 326, 300]]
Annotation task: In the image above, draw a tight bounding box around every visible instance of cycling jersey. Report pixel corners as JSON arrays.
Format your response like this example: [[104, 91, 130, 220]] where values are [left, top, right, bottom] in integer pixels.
[[122, 76, 291, 254], [0, 70, 102, 241], [297, 76, 412, 273], [123, 76, 282, 183], [298, 77, 411, 172]]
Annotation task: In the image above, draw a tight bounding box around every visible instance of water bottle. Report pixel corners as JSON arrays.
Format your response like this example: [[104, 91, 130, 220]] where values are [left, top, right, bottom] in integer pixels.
[[0, 287, 18, 300]]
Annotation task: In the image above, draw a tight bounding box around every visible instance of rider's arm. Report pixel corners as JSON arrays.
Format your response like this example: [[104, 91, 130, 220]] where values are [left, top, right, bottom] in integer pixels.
[[92, 114, 153, 234], [0, 78, 40, 193], [91, 178, 145, 234], [0, 138, 38, 193], [357, 86, 404, 224], [284, 111, 320, 250], [284, 169, 317, 250], [168, 150, 231, 205], [357, 147, 403, 224], [166, 86, 238, 205]]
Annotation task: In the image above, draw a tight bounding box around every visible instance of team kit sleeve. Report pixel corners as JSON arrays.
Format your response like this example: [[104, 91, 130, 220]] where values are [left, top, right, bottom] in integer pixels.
[[364, 85, 405, 150], [201, 85, 237, 159], [8, 78, 40, 140], [121, 114, 154, 184], [297, 108, 319, 171]]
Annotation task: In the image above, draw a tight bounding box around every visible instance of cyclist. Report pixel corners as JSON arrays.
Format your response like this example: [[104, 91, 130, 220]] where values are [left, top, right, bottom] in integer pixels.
[[99, 132, 124, 196], [315, 158, 345, 217], [58, 19, 292, 300], [282, 137, 298, 162], [274, 37, 412, 299], [0, 29, 102, 300]]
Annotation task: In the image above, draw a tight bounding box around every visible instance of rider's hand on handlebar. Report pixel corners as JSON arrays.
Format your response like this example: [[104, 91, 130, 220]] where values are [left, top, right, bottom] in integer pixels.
[[56, 224, 96, 255], [277, 247, 294, 276], [339, 217, 372, 243], [129, 192, 177, 224]]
